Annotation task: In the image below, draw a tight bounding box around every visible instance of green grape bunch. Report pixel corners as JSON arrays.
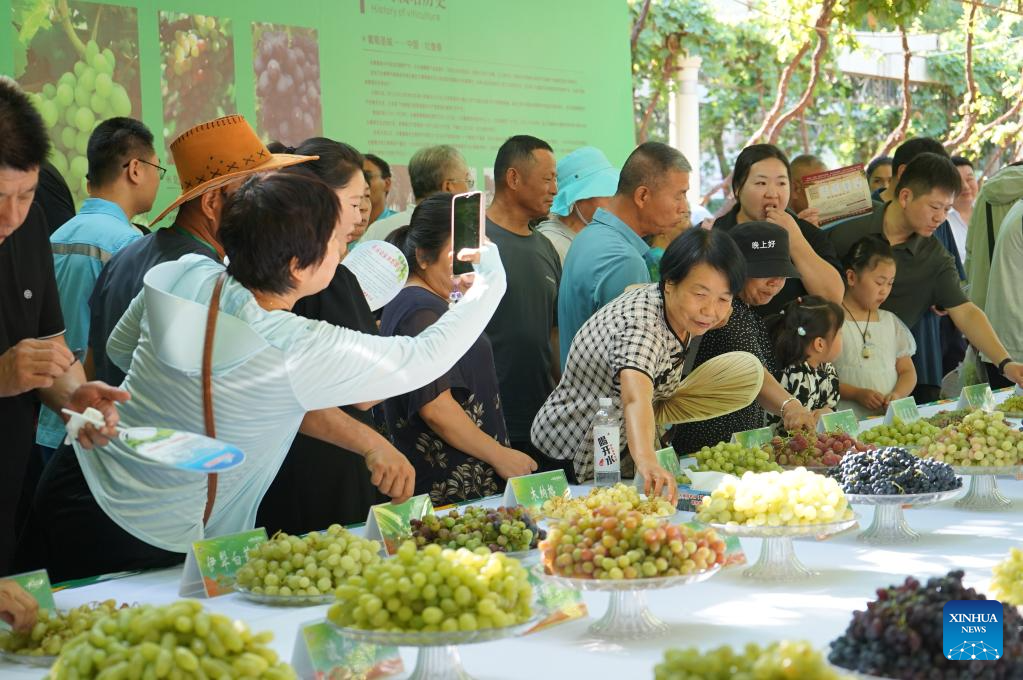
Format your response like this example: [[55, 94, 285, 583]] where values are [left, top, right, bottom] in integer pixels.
[[408, 506, 545, 553], [691, 441, 782, 475], [655, 641, 846, 680], [696, 468, 854, 527], [46, 600, 295, 680], [27, 39, 133, 201], [859, 418, 941, 448], [0, 600, 127, 658], [918, 410, 1023, 467], [996, 394, 1023, 416], [328, 541, 533, 633], [234, 524, 381, 597]]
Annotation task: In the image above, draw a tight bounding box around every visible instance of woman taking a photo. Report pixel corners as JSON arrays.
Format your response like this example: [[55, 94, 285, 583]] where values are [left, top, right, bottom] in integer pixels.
[[714, 144, 843, 316], [532, 228, 760, 500], [381, 194, 537, 506], [19, 172, 507, 581]]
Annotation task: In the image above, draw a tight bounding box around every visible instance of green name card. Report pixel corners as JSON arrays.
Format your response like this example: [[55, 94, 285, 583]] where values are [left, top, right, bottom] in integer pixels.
[[523, 568, 588, 634], [179, 528, 268, 598], [818, 409, 859, 436], [503, 469, 570, 512], [958, 383, 996, 412], [364, 494, 434, 556], [884, 397, 921, 425], [730, 426, 775, 449], [291, 619, 403, 680], [634, 447, 683, 494], [7, 569, 56, 614]]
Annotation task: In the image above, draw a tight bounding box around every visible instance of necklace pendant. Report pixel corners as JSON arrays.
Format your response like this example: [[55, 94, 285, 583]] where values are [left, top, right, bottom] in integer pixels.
[[861, 346, 872, 359]]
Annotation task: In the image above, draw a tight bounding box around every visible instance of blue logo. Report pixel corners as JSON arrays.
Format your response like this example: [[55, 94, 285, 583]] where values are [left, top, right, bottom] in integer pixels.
[[943, 600, 1003, 661]]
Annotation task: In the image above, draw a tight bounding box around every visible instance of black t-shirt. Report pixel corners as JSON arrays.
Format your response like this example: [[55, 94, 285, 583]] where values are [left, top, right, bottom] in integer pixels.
[[0, 202, 64, 563], [89, 225, 216, 386], [484, 219, 562, 442], [35, 161, 76, 235], [257, 265, 382, 532], [714, 206, 842, 317]]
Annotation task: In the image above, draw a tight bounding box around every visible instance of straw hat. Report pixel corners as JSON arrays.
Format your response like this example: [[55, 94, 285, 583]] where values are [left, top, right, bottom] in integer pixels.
[[151, 114, 316, 224]]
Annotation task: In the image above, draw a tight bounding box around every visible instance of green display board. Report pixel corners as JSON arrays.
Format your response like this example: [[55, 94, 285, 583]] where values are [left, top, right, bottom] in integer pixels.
[[4, 0, 634, 224]]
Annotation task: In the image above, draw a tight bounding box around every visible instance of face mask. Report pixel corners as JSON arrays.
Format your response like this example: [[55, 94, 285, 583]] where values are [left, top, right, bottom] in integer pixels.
[[573, 204, 591, 226]]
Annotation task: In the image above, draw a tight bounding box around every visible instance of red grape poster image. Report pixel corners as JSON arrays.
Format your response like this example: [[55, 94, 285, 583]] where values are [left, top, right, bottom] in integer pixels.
[[252, 23, 322, 146], [12, 1, 141, 204], [159, 12, 235, 157]]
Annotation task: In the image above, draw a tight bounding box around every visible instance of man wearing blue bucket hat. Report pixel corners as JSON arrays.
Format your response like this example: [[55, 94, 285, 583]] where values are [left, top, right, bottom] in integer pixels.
[[536, 147, 619, 264], [558, 142, 692, 369]]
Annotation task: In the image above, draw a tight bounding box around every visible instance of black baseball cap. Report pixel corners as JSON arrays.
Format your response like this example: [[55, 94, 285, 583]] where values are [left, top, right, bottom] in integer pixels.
[[729, 221, 801, 279]]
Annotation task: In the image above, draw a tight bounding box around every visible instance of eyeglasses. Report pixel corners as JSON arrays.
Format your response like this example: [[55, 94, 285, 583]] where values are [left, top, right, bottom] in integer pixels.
[[123, 158, 167, 179], [448, 176, 476, 189]]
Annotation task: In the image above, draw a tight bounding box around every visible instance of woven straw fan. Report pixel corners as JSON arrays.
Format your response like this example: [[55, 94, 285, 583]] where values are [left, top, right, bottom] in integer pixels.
[[654, 351, 764, 426]]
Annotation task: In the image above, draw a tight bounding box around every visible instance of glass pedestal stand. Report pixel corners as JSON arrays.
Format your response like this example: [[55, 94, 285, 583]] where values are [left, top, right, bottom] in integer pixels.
[[952, 466, 1019, 510], [532, 564, 720, 640], [710, 516, 859, 582], [331, 615, 539, 680], [845, 487, 964, 545]]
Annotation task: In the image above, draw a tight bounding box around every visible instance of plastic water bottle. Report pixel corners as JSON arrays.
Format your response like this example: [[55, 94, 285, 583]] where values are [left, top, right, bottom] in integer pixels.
[[593, 397, 621, 486]]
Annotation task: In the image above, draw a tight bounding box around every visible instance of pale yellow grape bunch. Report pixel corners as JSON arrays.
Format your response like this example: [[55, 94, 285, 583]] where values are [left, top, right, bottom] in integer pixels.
[[859, 418, 941, 448], [0, 600, 126, 657], [696, 468, 853, 527], [328, 541, 532, 632], [918, 410, 1023, 467], [990, 547, 1023, 606], [655, 640, 846, 679], [539, 483, 674, 519], [235, 524, 381, 596], [46, 600, 295, 680], [996, 394, 1023, 416]]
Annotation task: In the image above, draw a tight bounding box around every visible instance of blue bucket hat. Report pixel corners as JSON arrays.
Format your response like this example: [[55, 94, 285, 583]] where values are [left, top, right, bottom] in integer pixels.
[[551, 146, 620, 217]]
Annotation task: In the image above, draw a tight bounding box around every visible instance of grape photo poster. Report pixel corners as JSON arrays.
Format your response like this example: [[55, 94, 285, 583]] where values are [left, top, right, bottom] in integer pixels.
[[4, 0, 634, 223]]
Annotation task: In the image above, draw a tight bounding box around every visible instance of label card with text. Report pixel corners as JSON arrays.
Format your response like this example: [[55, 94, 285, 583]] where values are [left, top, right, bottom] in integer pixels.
[[885, 397, 921, 424], [7, 570, 56, 614], [803, 164, 874, 225], [364, 495, 434, 556], [818, 409, 860, 436], [731, 426, 775, 449], [291, 619, 403, 680], [524, 569, 588, 635], [503, 470, 570, 513], [179, 528, 268, 598], [958, 383, 996, 412]]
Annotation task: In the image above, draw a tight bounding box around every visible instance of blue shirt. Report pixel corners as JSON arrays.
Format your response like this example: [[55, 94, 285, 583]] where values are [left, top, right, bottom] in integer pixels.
[[558, 208, 651, 368], [36, 198, 142, 448]]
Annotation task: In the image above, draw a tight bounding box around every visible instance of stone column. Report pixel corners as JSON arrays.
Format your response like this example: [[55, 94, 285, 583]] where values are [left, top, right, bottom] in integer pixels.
[[668, 55, 702, 208]]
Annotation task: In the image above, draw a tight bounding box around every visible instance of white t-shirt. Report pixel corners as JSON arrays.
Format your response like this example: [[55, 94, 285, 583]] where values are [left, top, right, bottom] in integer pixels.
[[76, 246, 507, 552], [947, 209, 969, 266], [360, 206, 415, 244], [983, 199, 1023, 363], [833, 309, 917, 418]]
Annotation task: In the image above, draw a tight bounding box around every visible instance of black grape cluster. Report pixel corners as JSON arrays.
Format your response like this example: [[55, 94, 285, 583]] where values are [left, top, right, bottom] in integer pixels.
[[829, 570, 1023, 679], [254, 29, 322, 145], [162, 15, 233, 137], [409, 506, 545, 553], [827, 447, 961, 495]]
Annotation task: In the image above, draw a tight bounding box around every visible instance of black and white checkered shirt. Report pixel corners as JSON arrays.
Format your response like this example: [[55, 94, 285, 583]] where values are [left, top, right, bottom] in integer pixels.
[[531, 284, 688, 481]]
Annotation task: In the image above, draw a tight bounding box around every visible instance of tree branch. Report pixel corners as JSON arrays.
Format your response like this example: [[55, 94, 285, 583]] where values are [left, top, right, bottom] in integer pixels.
[[57, 0, 87, 59], [944, 0, 981, 152], [631, 0, 654, 51], [877, 25, 913, 158], [766, 0, 837, 143], [745, 38, 813, 147]]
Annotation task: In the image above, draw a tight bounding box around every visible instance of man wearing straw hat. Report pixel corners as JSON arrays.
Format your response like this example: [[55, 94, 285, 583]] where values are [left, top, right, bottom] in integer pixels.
[[88, 114, 315, 387]]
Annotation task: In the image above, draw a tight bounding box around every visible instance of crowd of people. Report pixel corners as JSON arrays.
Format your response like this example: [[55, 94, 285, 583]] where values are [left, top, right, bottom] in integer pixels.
[[2, 72, 1023, 593]]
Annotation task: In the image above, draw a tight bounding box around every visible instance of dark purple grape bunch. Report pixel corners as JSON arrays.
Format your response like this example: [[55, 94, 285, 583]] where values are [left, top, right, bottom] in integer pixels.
[[408, 506, 545, 554], [255, 29, 322, 145]]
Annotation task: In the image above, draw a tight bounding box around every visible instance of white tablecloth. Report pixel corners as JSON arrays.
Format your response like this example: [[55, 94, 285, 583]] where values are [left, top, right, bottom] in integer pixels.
[[5, 392, 1021, 679]]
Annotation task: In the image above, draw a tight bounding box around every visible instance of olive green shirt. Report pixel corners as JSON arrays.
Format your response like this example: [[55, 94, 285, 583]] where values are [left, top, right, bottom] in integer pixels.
[[825, 203, 968, 328]]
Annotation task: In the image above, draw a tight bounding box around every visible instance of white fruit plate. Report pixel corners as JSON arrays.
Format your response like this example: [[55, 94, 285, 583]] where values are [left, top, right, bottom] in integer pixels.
[[845, 486, 964, 544], [951, 465, 1021, 510]]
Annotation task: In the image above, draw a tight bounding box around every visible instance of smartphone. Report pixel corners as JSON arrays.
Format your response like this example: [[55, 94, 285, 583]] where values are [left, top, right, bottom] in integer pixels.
[[451, 191, 484, 276]]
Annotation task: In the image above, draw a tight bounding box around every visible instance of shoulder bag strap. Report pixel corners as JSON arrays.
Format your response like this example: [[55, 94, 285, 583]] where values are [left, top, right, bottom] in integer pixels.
[[202, 271, 228, 525]]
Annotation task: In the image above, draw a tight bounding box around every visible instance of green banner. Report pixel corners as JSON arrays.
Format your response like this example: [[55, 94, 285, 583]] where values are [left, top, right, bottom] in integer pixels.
[[5, 0, 634, 222]]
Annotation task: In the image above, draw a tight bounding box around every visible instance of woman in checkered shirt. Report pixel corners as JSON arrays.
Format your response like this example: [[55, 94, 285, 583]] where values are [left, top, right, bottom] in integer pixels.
[[531, 228, 747, 500]]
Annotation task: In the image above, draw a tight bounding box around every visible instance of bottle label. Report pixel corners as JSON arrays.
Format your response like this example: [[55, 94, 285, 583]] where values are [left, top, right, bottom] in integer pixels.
[[594, 426, 620, 472]]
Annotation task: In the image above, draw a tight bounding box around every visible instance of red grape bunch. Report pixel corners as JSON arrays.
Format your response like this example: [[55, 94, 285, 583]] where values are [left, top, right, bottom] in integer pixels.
[[255, 29, 322, 145], [769, 429, 872, 468]]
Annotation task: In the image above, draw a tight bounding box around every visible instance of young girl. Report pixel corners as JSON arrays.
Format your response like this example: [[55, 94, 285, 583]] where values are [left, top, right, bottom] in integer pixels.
[[767, 295, 845, 429], [833, 235, 918, 418]]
